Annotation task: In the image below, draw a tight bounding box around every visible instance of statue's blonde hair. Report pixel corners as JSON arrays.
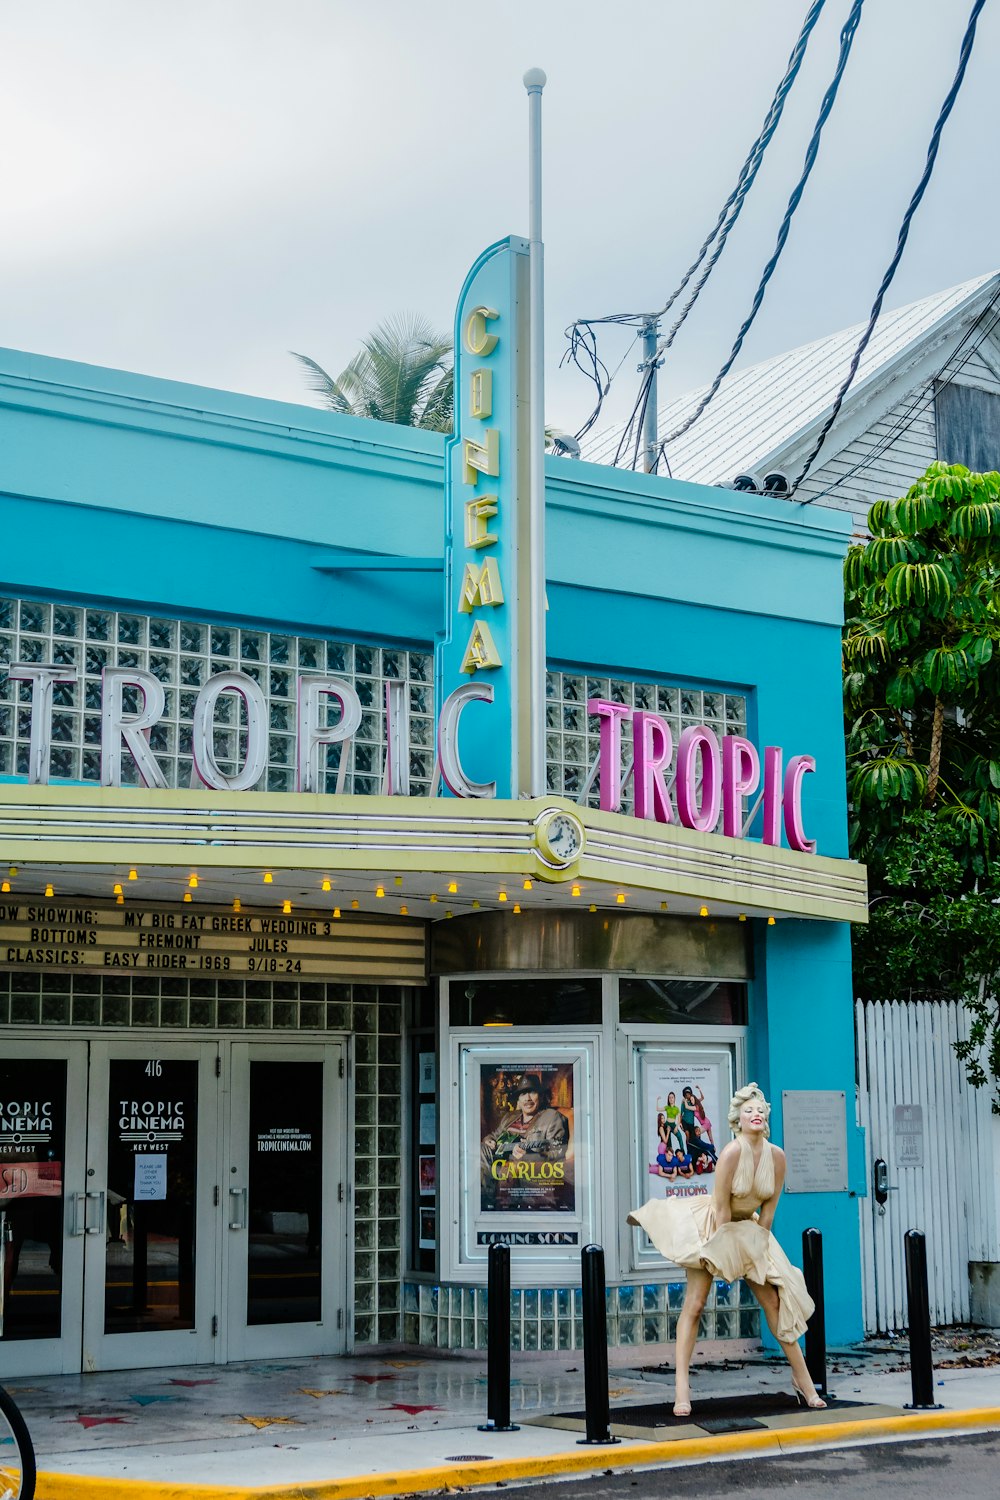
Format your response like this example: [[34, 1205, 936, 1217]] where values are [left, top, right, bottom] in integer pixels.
[[728, 1084, 775, 1200], [727, 1082, 771, 1137]]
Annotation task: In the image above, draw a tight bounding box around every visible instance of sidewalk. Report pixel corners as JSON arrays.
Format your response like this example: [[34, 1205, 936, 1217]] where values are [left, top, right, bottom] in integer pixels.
[[8, 1334, 1000, 1498]]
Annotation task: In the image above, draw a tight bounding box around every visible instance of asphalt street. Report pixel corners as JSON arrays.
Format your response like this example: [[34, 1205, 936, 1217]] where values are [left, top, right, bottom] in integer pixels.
[[500, 1431, 1000, 1497]]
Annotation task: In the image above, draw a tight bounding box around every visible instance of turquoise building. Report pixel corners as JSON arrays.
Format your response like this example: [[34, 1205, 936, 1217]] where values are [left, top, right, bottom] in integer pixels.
[[0, 241, 866, 1377]]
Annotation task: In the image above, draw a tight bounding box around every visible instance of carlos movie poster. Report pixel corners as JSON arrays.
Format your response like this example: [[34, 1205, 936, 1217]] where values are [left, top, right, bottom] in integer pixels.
[[479, 1062, 575, 1213], [643, 1054, 726, 1201]]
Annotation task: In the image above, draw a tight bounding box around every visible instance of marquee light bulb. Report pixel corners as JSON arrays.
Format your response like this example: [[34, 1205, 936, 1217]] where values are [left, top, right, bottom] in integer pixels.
[[513, 903, 521, 914], [183, 892, 192, 903], [44, 883, 54, 897], [498, 891, 508, 903], [333, 907, 341, 918], [400, 904, 409, 916], [282, 899, 292, 914], [188, 874, 199, 889], [351, 899, 359, 910], [699, 906, 709, 917], [429, 893, 438, 903], [116, 893, 125, 905], [523, 878, 532, 891], [472, 899, 480, 909], [0, 882, 9, 894], [739, 913, 747, 922], [660, 901, 668, 912], [113, 883, 123, 896], [8, 867, 17, 877], [263, 871, 273, 884], [589, 904, 597, 913], [376, 885, 385, 899], [394, 875, 403, 887], [128, 869, 138, 881], [321, 878, 331, 893], [445, 910, 453, 919], [768, 915, 776, 926], [571, 885, 581, 897], [448, 881, 458, 894], [616, 893, 626, 905], [233, 898, 242, 912]]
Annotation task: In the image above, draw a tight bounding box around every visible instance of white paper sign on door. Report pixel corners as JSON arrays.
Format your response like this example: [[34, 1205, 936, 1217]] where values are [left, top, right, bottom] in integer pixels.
[[134, 1153, 167, 1201]]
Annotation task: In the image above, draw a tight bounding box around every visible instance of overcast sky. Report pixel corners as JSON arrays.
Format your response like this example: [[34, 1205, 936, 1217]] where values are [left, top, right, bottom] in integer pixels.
[[2, 0, 996, 442]]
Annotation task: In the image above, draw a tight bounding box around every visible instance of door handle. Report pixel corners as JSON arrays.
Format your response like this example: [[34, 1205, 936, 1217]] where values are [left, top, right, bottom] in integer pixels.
[[85, 1190, 105, 1235], [71, 1191, 88, 1237], [228, 1186, 247, 1230]]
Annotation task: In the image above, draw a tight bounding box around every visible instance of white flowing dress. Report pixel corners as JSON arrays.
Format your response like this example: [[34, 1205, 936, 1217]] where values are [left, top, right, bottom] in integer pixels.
[[628, 1141, 814, 1344]]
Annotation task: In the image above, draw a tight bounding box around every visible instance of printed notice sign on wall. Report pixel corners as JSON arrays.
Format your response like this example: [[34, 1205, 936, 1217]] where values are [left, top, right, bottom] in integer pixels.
[[894, 1103, 924, 1166], [134, 1153, 167, 1201], [781, 1090, 848, 1193]]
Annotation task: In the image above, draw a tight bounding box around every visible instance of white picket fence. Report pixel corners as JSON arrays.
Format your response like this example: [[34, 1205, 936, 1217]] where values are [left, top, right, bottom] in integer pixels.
[[856, 997, 1000, 1333]]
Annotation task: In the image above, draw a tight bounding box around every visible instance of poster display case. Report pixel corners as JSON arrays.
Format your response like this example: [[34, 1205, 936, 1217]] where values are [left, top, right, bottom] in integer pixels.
[[444, 1037, 599, 1276]]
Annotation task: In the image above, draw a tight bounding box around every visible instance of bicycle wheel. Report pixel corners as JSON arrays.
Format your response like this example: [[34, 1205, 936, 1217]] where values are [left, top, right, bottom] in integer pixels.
[[0, 1383, 35, 1500]]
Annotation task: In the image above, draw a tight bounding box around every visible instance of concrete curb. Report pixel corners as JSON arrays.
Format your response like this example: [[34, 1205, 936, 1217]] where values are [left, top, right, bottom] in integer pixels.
[[34, 1405, 1000, 1500]]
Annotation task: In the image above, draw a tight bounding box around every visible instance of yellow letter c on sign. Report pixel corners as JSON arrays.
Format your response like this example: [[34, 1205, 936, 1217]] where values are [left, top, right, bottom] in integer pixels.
[[464, 305, 499, 356]]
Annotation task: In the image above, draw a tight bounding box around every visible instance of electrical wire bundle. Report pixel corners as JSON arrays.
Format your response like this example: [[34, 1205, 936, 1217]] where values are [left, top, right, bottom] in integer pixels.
[[571, 0, 991, 491]]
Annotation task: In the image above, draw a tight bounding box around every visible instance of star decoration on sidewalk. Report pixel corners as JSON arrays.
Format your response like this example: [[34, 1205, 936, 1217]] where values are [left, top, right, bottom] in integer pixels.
[[352, 1374, 396, 1384], [379, 1402, 444, 1415], [300, 1389, 347, 1399], [235, 1415, 304, 1430], [62, 1416, 132, 1429]]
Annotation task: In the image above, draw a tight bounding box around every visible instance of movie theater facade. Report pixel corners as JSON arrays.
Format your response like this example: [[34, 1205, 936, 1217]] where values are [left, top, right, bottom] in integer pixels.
[[0, 240, 866, 1377]]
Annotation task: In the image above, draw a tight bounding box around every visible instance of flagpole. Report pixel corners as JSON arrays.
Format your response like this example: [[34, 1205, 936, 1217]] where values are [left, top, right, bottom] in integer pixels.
[[524, 67, 547, 796]]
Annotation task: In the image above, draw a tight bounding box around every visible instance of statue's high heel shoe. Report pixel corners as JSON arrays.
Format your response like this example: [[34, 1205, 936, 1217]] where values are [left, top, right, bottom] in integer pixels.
[[792, 1382, 827, 1410], [672, 1397, 692, 1418]]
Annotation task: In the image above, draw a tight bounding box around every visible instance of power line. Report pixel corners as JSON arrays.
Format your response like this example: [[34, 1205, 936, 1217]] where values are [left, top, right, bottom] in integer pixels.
[[794, 0, 991, 497], [803, 279, 1000, 506], [663, 0, 867, 458], [566, 0, 830, 452]]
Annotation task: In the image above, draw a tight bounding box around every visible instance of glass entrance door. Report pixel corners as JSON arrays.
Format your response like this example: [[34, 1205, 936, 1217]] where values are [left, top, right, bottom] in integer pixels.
[[225, 1043, 347, 1361], [0, 1041, 87, 1376], [82, 1041, 219, 1372]]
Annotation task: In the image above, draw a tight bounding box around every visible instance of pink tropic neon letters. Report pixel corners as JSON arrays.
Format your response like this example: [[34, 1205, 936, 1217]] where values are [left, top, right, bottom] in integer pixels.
[[632, 711, 673, 823], [783, 754, 817, 853], [587, 698, 631, 812], [722, 735, 760, 839], [675, 726, 721, 832]]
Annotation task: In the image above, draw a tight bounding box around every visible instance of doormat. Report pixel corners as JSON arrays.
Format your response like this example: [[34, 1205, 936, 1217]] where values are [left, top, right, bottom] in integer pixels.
[[540, 1391, 879, 1438]]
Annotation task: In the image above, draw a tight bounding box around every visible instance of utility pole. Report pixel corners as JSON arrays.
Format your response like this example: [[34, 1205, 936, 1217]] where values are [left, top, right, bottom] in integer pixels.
[[640, 316, 662, 474]]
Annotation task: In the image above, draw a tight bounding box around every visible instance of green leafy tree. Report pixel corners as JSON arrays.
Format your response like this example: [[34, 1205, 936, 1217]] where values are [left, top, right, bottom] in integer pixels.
[[293, 313, 453, 432], [844, 461, 1000, 1109]]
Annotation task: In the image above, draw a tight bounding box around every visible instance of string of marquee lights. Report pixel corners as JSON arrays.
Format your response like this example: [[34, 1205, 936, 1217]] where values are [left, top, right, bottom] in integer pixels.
[[793, 0, 991, 497], [661, 0, 867, 462], [564, 0, 830, 451]]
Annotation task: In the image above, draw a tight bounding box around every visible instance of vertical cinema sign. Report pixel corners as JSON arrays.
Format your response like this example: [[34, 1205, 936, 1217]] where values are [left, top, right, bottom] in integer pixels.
[[436, 237, 532, 799]]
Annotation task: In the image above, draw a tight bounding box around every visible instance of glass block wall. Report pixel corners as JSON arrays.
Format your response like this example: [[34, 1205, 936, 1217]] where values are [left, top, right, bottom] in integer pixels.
[[401, 1278, 760, 1351], [0, 597, 434, 795], [0, 972, 406, 1348], [545, 670, 749, 823]]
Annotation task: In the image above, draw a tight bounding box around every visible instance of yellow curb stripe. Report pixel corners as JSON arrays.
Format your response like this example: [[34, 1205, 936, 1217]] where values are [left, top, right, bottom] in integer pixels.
[[34, 1405, 1000, 1500]]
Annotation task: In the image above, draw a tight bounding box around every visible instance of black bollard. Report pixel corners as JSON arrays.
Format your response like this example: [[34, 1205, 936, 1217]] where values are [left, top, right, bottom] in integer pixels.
[[478, 1243, 519, 1432], [577, 1244, 620, 1445], [801, 1228, 827, 1397], [904, 1230, 939, 1409]]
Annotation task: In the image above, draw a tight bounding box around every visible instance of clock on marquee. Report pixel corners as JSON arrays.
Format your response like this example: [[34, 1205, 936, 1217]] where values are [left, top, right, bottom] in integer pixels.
[[533, 809, 585, 868]]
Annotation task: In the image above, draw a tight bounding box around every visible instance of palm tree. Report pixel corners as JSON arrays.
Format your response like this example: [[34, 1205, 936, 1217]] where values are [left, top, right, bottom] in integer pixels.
[[292, 314, 453, 432]]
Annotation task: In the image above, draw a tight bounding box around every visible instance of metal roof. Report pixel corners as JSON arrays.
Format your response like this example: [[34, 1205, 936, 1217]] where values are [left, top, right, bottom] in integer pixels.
[[584, 272, 1000, 481]]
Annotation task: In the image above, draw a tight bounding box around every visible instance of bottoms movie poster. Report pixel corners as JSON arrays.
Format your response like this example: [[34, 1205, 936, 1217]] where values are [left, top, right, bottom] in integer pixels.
[[643, 1053, 726, 1201], [479, 1061, 574, 1213]]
